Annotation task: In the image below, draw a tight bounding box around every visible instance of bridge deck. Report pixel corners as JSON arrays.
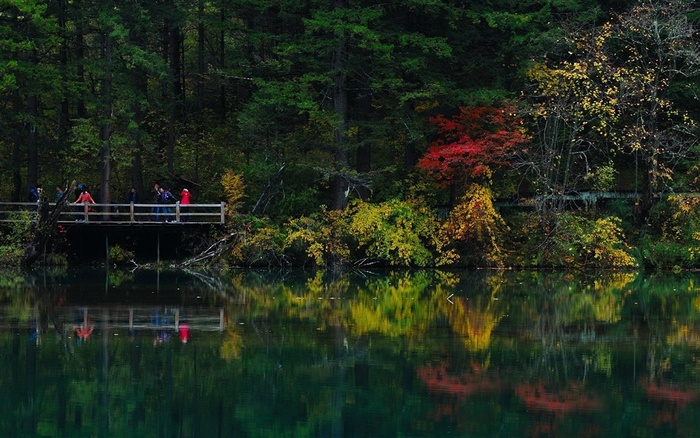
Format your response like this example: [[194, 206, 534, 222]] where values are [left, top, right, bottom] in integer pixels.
[[0, 202, 226, 225]]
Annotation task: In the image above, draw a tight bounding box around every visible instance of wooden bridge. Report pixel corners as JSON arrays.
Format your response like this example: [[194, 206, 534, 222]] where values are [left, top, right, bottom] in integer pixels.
[[0, 201, 226, 225]]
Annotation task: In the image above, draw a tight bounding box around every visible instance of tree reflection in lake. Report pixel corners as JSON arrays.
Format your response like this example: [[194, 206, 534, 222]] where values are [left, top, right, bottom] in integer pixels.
[[1, 268, 700, 436]]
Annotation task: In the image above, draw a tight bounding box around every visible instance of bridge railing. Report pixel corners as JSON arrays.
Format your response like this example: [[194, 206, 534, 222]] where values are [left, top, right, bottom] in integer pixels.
[[0, 202, 227, 224]]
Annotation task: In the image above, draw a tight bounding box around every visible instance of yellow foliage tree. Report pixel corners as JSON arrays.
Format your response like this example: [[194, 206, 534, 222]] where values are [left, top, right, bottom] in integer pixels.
[[440, 184, 508, 267], [221, 169, 245, 214]]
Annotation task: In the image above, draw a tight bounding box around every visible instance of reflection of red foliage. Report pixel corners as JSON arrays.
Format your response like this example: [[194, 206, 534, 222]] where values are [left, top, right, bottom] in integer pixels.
[[643, 382, 698, 405], [418, 361, 503, 426], [515, 383, 602, 416], [417, 362, 502, 398], [642, 381, 700, 428], [515, 383, 602, 437]]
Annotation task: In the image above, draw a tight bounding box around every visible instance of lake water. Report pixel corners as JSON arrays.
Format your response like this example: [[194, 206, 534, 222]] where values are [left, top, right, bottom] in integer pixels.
[[1, 268, 698, 437]]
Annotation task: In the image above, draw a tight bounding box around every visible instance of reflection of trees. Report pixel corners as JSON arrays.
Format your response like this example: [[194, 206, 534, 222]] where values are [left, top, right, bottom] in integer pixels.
[[8, 267, 700, 436], [350, 271, 437, 338], [221, 327, 243, 361], [438, 274, 506, 352], [513, 273, 622, 436], [630, 274, 700, 434]]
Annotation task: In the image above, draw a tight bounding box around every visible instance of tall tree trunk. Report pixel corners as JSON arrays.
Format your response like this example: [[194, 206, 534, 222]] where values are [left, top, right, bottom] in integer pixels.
[[26, 31, 39, 192], [11, 97, 22, 202], [218, 7, 227, 120], [355, 97, 371, 200], [167, 19, 183, 177], [75, 0, 86, 118], [27, 93, 39, 193], [131, 72, 147, 197], [194, 0, 205, 182], [128, 6, 147, 197], [55, 0, 70, 145], [330, 0, 349, 210], [197, 0, 205, 113], [99, 13, 113, 205]]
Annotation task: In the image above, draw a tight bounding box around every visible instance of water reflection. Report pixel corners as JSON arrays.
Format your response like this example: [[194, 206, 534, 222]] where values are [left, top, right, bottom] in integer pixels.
[[1, 268, 700, 436]]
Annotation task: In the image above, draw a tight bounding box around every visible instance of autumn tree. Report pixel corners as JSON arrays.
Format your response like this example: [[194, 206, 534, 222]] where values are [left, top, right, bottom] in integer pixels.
[[417, 102, 527, 190], [417, 103, 525, 266], [522, 0, 700, 219]]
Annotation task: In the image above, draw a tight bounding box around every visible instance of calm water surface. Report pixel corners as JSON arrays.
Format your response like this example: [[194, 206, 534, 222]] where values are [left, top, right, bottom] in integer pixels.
[[0, 268, 698, 437]]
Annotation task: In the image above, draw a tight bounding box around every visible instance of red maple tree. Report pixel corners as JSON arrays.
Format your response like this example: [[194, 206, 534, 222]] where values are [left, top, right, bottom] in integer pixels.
[[417, 103, 527, 186]]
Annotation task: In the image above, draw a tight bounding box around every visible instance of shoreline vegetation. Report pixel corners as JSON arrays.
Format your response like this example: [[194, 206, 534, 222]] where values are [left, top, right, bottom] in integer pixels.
[[1, 181, 697, 272]]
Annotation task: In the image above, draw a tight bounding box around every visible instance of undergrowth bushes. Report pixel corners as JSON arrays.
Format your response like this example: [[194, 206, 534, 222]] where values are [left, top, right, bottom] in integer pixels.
[[177, 171, 700, 270]]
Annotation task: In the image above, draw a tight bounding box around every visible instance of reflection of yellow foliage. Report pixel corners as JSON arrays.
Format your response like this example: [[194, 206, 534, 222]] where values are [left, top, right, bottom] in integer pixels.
[[349, 272, 433, 337], [667, 324, 700, 348], [221, 327, 243, 361], [448, 297, 503, 352], [592, 290, 621, 323], [593, 273, 634, 323], [351, 304, 392, 334], [594, 272, 636, 293], [435, 270, 460, 287]]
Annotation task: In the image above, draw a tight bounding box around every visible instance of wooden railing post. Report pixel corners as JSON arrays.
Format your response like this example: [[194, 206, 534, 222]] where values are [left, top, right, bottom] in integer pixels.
[[220, 202, 226, 224], [175, 202, 180, 222], [130, 202, 135, 222]]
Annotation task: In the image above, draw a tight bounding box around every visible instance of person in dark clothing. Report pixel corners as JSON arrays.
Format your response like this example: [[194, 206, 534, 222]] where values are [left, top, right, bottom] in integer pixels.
[[127, 187, 139, 203], [160, 187, 177, 221], [151, 182, 161, 221]]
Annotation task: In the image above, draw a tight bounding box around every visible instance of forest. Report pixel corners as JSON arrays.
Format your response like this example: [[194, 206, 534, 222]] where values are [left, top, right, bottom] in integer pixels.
[[3, 0, 700, 270]]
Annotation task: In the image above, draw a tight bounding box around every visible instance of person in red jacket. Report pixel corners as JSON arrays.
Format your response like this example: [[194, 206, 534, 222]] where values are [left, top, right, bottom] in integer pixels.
[[74, 189, 95, 205], [73, 188, 96, 221], [179, 187, 191, 222]]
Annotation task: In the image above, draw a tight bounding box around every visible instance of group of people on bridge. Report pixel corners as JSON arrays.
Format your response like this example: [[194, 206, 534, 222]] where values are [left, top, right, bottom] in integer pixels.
[[27, 181, 194, 223], [150, 182, 192, 222]]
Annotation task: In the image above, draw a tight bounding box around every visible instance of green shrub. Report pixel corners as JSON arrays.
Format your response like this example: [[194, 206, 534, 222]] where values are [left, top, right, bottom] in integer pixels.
[[284, 208, 351, 269], [228, 215, 288, 267], [0, 246, 24, 266], [108, 245, 135, 265], [348, 198, 448, 267], [642, 195, 700, 269], [538, 213, 637, 270]]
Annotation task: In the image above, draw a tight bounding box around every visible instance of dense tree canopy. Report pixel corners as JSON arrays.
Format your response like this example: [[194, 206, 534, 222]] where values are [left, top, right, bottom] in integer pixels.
[[3, 0, 700, 269]]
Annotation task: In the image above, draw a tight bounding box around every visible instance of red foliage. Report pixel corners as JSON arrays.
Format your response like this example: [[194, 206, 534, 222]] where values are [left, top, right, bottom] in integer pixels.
[[417, 103, 527, 186]]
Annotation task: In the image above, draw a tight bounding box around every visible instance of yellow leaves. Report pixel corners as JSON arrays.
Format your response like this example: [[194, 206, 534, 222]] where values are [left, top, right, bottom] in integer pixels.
[[221, 169, 246, 213], [284, 208, 351, 268], [348, 198, 440, 267], [441, 184, 508, 266]]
